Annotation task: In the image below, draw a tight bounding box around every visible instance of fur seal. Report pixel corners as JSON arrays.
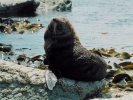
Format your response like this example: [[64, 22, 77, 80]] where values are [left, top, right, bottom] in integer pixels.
[[44, 17, 107, 81]]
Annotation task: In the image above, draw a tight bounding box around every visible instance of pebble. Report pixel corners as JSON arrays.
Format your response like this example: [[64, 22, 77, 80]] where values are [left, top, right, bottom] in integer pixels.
[[14, 93, 22, 97], [12, 88, 20, 95]]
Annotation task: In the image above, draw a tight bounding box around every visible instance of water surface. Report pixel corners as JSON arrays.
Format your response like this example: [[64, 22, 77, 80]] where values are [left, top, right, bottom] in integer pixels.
[[1, 0, 133, 58]]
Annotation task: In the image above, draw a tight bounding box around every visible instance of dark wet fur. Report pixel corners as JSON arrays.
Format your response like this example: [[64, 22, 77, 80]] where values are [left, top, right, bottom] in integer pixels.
[[44, 17, 107, 81]]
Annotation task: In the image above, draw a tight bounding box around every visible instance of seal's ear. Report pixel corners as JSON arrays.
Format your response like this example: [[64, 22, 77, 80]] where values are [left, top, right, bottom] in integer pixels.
[[53, 18, 57, 22]]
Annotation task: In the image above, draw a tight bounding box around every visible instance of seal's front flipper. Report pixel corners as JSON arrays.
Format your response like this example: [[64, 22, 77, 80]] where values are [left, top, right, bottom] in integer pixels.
[[45, 70, 57, 90]]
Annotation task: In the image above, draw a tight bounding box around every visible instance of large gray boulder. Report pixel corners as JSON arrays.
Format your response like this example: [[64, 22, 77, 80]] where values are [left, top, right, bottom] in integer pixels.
[[0, 0, 40, 16], [0, 60, 106, 100]]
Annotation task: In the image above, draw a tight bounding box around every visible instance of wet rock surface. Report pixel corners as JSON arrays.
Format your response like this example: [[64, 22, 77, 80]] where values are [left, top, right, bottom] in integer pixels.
[[0, 43, 12, 52], [0, 60, 106, 100], [1, 44, 133, 99], [0, 60, 48, 100], [89, 48, 133, 99], [0, 0, 40, 16], [0, 18, 44, 34], [49, 78, 106, 100]]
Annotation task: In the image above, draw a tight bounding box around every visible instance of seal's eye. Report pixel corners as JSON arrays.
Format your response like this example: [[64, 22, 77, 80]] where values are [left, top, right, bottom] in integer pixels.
[[56, 24, 62, 31]]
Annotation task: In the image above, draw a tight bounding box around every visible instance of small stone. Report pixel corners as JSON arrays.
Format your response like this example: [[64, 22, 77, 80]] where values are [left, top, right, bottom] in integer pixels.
[[3, 74, 13, 83], [19, 67, 34, 76], [112, 73, 132, 83], [1, 89, 12, 95], [12, 88, 20, 95], [0, 77, 3, 82], [17, 54, 26, 62], [120, 52, 131, 59], [1, 97, 8, 100], [9, 83, 18, 88], [20, 87, 27, 92], [16, 76, 27, 84], [7, 95, 13, 99], [14, 93, 22, 97]]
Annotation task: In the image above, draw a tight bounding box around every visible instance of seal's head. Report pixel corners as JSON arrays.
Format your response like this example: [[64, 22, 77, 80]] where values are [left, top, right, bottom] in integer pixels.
[[44, 17, 80, 44]]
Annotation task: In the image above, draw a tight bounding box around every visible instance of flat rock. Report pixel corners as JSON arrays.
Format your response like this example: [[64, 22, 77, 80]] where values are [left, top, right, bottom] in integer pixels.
[[49, 78, 106, 100], [0, 60, 106, 99], [0, 60, 46, 84]]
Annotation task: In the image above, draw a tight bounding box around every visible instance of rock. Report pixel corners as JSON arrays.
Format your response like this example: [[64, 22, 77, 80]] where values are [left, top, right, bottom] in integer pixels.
[[18, 29, 25, 34], [0, 18, 17, 33], [0, 25, 6, 33], [106, 70, 117, 79], [55, 0, 72, 11], [28, 55, 43, 63], [14, 93, 22, 97], [0, 60, 106, 99], [0, 46, 12, 52], [26, 23, 43, 32], [0, 17, 44, 34], [112, 73, 132, 83], [48, 78, 106, 100], [127, 81, 133, 88], [118, 62, 133, 66], [0, 43, 12, 52], [0, 0, 40, 16], [0, 60, 46, 84], [37, 0, 72, 13], [17, 54, 27, 62], [1, 18, 14, 25], [120, 52, 131, 59], [116, 52, 131, 59]]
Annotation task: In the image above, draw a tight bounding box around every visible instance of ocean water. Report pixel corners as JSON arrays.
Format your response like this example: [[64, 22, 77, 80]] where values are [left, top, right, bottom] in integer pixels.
[[1, 0, 133, 57]]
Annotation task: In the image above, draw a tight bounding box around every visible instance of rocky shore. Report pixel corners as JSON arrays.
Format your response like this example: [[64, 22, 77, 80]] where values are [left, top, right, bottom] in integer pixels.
[[1, 17, 133, 99], [1, 59, 133, 100], [0, 60, 106, 100]]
